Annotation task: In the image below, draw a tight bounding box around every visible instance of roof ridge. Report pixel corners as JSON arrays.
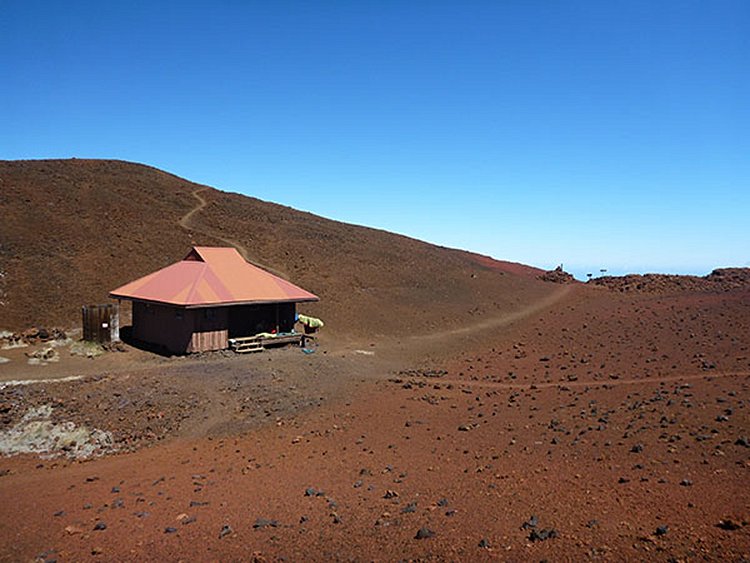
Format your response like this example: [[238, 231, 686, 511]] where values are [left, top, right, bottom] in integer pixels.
[[183, 261, 210, 304]]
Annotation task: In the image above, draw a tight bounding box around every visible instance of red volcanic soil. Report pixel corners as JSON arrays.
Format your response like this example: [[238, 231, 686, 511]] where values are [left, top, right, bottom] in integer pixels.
[[1, 285, 749, 561], [1, 160, 749, 560]]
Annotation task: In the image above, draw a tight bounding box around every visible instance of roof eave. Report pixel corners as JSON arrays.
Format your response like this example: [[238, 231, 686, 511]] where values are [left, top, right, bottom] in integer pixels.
[[108, 293, 319, 308]]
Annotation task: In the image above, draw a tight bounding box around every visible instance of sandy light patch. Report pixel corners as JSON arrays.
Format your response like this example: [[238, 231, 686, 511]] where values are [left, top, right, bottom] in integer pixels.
[[0, 404, 113, 459]]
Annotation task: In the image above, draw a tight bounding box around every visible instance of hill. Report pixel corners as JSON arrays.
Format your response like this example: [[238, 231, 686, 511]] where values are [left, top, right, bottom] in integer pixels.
[[0, 159, 552, 337]]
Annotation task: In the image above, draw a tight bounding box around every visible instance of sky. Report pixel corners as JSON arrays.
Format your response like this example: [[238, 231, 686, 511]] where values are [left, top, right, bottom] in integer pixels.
[[2, 1, 748, 279]]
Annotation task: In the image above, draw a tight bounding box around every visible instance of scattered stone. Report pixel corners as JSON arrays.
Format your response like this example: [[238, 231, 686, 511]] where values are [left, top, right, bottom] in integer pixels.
[[69, 341, 105, 358], [164, 527, 177, 534], [655, 525, 669, 536], [478, 538, 490, 548], [735, 436, 750, 448], [253, 518, 278, 529], [397, 369, 448, 379], [538, 266, 575, 284], [383, 490, 399, 499], [401, 502, 417, 514], [528, 528, 557, 542], [630, 443, 644, 453], [93, 522, 107, 531], [219, 524, 233, 538], [415, 527, 435, 539], [521, 515, 538, 530], [437, 498, 449, 507], [64, 525, 83, 535], [680, 479, 693, 487], [717, 519, 743, 531]]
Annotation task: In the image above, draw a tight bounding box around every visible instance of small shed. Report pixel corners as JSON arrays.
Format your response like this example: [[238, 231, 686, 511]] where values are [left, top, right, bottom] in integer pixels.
[[109, 247, 318, 354], [82, 303, 119, 344]]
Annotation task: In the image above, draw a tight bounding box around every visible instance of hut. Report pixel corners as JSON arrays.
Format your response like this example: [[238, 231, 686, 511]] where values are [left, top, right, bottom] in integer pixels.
[[109, 247, 318, 354]]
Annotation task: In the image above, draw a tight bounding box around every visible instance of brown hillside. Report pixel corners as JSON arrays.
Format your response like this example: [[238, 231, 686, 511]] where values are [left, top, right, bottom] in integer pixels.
[[0, 159, 551, 337]]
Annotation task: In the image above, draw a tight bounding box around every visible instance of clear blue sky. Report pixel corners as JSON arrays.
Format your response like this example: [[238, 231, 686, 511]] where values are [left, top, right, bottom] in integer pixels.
[[3, 1, 748, 278]]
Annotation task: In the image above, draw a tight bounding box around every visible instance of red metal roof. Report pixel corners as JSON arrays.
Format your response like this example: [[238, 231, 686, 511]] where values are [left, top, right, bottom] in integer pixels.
[[110, 247, 318, 307]]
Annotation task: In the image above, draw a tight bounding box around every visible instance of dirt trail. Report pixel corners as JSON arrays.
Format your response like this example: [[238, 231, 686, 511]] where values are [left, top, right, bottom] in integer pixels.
[[179, 187, 290, 279], [408, 284, 574, 346], [178, 187, 210, 229]]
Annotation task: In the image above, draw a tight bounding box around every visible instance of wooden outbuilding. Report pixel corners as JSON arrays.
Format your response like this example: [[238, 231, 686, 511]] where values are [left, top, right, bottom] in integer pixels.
[[109, 247, 318, 354]]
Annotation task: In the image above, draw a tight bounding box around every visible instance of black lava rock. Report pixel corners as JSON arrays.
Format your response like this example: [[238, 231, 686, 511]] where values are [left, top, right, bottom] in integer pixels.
[[521, 515, 538, 530], [415, 527, 435, 539], [401, 502, 417, 514], [717, 519, 743, 531], [528, 528, 557, 542], [253, 518, 278, 529]]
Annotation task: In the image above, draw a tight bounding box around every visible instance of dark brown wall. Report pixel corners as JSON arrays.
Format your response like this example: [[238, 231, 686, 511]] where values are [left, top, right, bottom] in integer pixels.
[[189, 307, 229, 353], [133, 302, 196, 354], [131, 301, 297, 353]]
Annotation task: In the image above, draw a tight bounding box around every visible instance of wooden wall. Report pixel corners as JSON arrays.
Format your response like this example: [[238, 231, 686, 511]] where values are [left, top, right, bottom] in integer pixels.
[[131, 301, 297, 354], [82, 303, 118, 343], [188, 307, 229, 353], [132, 302, 227, 354]]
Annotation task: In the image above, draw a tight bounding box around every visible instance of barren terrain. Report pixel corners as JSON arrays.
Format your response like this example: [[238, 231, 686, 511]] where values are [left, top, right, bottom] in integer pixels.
[[1, 160, 749, 561]]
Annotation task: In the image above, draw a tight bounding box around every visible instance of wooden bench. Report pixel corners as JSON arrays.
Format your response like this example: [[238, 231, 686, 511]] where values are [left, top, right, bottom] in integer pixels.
[[230, 333, 304, 354]]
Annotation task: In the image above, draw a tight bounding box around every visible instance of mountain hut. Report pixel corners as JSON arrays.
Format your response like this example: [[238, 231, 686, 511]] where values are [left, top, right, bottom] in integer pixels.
[[109, 247, 318, 354]]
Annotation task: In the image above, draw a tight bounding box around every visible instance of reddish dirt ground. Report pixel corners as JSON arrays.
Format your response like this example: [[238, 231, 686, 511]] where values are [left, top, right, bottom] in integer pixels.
[[1, 285, 749, 562], [1, 160, 749, 561]]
